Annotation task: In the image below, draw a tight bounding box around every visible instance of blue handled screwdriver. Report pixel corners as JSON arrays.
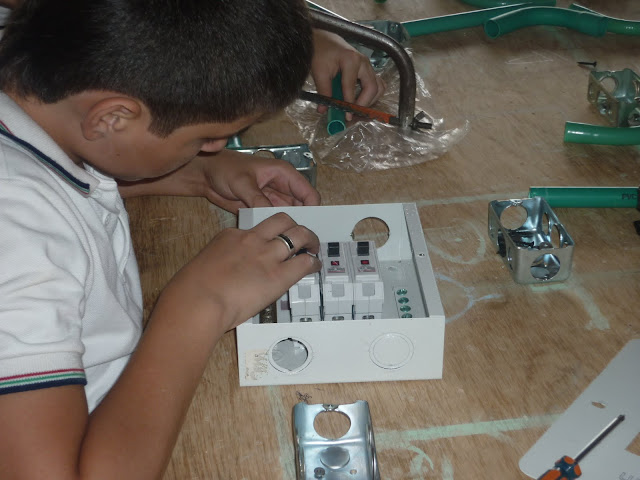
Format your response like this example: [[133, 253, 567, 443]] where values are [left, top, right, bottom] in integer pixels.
[[538, 414, 625, 480]]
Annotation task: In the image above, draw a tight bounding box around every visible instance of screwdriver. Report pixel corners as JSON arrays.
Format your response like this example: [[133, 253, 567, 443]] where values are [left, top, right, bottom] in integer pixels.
[[538, 414, 625, 480]]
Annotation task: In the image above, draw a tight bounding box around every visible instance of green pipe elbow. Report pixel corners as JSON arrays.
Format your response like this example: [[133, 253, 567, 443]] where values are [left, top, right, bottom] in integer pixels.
[[403, 4, 539, 37], [564, 122, 640, 145], [485, 7, 608, 38], [460, 0, 555, 7], [327, 74, 347, 136], [570, 3, 640, 36]]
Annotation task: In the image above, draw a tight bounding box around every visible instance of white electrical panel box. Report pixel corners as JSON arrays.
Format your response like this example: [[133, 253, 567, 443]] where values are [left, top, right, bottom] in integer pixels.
[[236, 203, 445, 386]]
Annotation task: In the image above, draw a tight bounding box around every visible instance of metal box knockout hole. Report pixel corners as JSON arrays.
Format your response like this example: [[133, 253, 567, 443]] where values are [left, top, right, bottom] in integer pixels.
[[488, 197, 575, 284], [269, 337, 312, 373]]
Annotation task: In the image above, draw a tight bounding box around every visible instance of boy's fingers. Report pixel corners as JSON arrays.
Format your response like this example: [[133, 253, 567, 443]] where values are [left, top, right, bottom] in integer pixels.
[[340, 64, 359, 106], [230, 174, 274, 208], [273, 251, 322, 289], [353, 64, 382, 108], [269, 224, 320, 261], [253, 212, 299, 240]]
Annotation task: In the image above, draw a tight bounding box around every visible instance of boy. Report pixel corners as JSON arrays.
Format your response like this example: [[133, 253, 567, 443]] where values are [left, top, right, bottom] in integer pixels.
[[0, 1, 383, 478]]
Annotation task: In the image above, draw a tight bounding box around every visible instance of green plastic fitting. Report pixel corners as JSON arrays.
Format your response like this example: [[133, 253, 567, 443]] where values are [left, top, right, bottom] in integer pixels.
[[564, 122, 640, 146], [460, 0, 555, 7], [327, 73, 347, 136], [569, 3, 640, 36], [485, 7, 609, 38], [529, 186, 639, 208], [402, 4, 544, 37]]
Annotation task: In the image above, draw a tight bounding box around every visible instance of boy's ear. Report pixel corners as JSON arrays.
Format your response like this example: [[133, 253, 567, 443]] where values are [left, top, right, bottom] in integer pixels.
[[81, 97, 143, 141]]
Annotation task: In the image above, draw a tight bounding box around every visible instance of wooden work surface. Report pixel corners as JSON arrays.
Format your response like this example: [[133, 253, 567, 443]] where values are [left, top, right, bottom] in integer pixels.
[[126, 1, 640, 478]]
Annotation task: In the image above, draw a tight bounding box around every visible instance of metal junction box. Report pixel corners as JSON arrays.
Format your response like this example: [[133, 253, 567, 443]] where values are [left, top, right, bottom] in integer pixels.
[[488, 197, 575, 284], [236, 203, 445, 387]]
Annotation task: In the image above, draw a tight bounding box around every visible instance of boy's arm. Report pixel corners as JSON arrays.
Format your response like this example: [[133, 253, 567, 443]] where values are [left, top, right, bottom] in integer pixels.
[[0, 213, 321, 480], [118, 148, 321, 212], [0, 0, 20, 8]]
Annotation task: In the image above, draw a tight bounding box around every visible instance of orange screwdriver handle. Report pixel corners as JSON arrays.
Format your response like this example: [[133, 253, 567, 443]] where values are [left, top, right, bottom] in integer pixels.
[[537, 456, 582, 480]]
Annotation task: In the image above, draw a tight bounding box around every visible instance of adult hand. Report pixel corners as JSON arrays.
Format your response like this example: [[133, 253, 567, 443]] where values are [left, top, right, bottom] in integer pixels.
[[311, 28, 386, 120]]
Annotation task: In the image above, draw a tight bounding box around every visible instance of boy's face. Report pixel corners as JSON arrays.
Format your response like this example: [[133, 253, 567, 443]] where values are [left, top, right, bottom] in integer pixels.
[[89, 114, 260, 181]]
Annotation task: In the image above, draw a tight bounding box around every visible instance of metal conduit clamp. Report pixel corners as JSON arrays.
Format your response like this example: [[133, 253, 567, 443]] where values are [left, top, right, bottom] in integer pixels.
[[308, 8, 417, 130]]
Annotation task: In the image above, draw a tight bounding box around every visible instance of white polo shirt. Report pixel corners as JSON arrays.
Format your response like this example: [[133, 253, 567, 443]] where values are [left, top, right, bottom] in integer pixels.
[[0, 92, 143, 412]]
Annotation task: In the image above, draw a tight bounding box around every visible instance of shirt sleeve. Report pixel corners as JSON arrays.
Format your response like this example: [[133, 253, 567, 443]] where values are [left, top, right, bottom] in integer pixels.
[[0, 178, 89, 395]]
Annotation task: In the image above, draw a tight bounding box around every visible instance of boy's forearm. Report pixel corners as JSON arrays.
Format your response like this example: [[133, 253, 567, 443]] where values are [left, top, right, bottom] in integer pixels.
[[80, 284, 227, 479], [0, 285, 228, 480]]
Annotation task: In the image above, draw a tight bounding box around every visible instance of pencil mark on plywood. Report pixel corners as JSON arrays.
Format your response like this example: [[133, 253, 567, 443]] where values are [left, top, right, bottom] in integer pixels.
[[530, 282, 610, 330], [436, 274, 503, 323], [376, 413, 559, 449], [442, 455, 455, 480], [424, 219, 486, 265]]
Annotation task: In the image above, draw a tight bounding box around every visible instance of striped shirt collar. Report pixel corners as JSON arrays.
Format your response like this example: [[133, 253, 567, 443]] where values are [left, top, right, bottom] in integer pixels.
[[0, 92, 100, 195]]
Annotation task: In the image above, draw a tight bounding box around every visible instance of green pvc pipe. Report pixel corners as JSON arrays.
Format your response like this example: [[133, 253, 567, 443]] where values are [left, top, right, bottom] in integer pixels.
[[564, 122, 640, 145], [226, 135, 242, 148], [569, 3, 640, 36], [530, 186, 639, 208], [402, 3, 547, 37], [484, 7, 608, 38], [327, 73, 347, 135], [460, 0, 554, 8]]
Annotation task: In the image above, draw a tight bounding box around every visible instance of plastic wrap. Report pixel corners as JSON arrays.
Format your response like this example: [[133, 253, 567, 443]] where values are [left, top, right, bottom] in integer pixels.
[[286, 63, 469, 172]]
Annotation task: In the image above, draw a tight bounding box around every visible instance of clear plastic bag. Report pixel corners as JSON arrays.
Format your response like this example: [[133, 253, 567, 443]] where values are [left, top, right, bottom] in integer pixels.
[[286, 62, 469, 173]]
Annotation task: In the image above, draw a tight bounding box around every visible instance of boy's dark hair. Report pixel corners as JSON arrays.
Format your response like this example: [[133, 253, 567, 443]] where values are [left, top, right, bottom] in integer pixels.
[[0, 0, 313, 136]]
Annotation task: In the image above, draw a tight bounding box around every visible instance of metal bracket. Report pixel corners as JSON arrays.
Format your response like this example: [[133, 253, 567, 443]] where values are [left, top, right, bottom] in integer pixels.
[[309, 9, 416, 129], [587, 68, 640, 127], [293, 400, 380, 480], [229, 144, 317, 187], [488, 197, 575, 284]]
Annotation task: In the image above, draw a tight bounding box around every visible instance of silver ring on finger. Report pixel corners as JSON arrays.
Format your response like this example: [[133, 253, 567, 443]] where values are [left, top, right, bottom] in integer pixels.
[[275, 233, 295, 260]]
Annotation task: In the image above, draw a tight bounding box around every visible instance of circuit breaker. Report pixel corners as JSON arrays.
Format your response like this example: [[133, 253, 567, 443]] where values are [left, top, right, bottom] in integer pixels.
[[236, 203, 445, 386], [287, 240, 384, 323]]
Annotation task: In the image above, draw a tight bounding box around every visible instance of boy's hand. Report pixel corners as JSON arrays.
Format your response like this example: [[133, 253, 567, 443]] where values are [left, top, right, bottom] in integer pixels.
[[196, 149, 321, 213], [165, 212, 321, 332], [311, 29, 386, 121], [118, 149, 320, 211]]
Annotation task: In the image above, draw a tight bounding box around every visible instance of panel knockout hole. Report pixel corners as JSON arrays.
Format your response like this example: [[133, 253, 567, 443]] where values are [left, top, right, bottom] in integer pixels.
[[351, 217, 390, 248], [269, 338, 311, 373], [370, 333, 414, 369], [530, 253, 561, 281]]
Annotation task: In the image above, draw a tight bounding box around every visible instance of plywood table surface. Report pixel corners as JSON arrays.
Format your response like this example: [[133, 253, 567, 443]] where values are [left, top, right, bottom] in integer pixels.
[[126, 1, 640, 478]]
